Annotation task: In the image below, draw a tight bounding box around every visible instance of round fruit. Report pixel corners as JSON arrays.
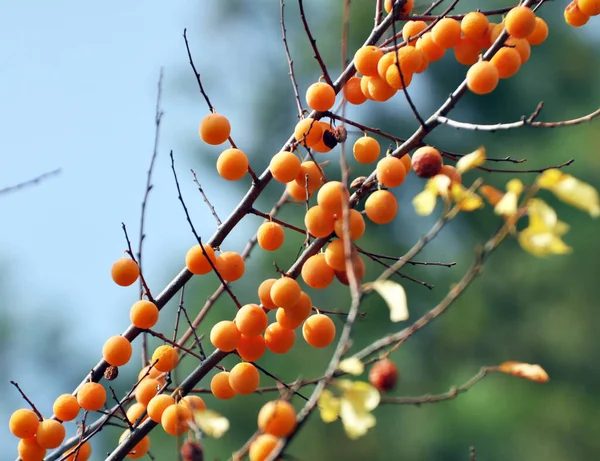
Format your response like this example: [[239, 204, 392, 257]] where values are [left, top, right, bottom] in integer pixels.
[[305, 205, 335, 238], [210, 320, 241, 352], [466, 60, 499, 95], [237, 334, 267, 361], [9, 409, 40, 438], [185, 244, 217, 275], [306, 82, 336, 112], [301, 253, 335, 289], [270, 277, 302, 309], [431, 18, 461, 48], [147, 394, 176, 422], [294, 118, 323, 147], [265, 322, 296, 354], [353, 136, 380, 164], [403, 20, 428, 46], [53, 394, 80, 422], [111, 258, 140, 287], [229, 362, 260, 395], [376, 156, 406, 188], [126, 402, 147, 425], [270, 151, 301, 183], [215, 251, 245, 282], [258, 278, 278, 310], [302, 314, 336, 348], [249, 434, 280, 461], [258, 400, 297, 437], [64, 441, 92, 461], [135, 378, 160, 406], [411, 146, 443, 178], [343, 76, 368, 105], [77, 382, 106, 411], [36, 419, 66, 449], [235, 304, 268, 337], [102, 335, 133, 367], [151, 345, 179, 372], [505, 6, 537, 39], [130, 300, 159, 329], [365, 190, 398, 224], [199, 113, 231, 145], [161, 403, 192, 436], [369, 359, 399, 392], [564, 1, 590, 27], [461, 12, 489, 40], [257, 222, 285, 252], [334, 209, 366, 241], [18, 437, 46, 461], [317, 181, 349, 216], [353, 46, 384, 77], [526, 17, 548, 45], [211, 372, 237, 400], [490, 47, 521, 79], [217, 148, 248, 181]]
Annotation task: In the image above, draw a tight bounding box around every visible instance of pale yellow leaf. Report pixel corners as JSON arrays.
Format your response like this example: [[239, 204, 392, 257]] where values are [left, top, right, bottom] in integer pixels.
[[364, 280, 408, 322], [338, 357, 365, 376], [412, 189, 438, 216], [318, 389, 340, 423], [450, 184, 484, 211], [498, 361, 549, 383], [193, 409, 230, 438], [456, 146, 486, 173]]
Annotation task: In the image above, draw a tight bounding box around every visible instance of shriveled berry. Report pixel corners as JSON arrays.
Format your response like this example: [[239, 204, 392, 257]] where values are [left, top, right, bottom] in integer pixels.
[[368, 359, 399, 393]]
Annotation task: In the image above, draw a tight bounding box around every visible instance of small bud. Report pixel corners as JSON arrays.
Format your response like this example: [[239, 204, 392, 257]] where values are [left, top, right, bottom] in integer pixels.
[[104, 365, 119, 381], [368, 359, 398, 393]]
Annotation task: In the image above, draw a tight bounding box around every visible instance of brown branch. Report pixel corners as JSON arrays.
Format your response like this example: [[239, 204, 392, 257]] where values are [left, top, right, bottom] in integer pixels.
[[356, 247, 456, 267], [183, 29, 214, 111], [121, 223, 154, 303], [0, 168, 61, 196], [298, 0, 332, 87], [9, 381, 43, 421], [281, 0, 304, 118], [190, 169, 222, 226]]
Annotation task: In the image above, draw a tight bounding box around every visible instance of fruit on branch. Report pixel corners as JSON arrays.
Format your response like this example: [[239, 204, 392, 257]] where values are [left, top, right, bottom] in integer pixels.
[[325, 239, 350, 272], [454, 37, 482, 66], [235, 304, 269, 336], [130, 299, 159, 329], [53, 394, 80, 422], [17, 437, 46, 461], [505, 6, 537, 39], [416, 32, 445, 63], [353, 136, 380, 164], [249, 433, 280, 461], [334, 209, 366, 241], [181, 395, 207, 411], [265, 322, 296, 354], [369, 359, 399, 393], [286, 179, 313, 201], [411, 146, 442, 178], [111, 257, 140, 287], [151, 344, 179, 372], [181, 441, 204, 461], [294, 118, 323, 147], [317, 122, 337, 151], [257, 400, 297, 437], [119, 429, 150, 459], [306, 81, 336, 112], [400, 153, 411, 173], [343, 76, 368, 105], [258, 278, 278, 310], [146, 394, 175, 422], [185, 244, 217, 275], [367, 75, 397, 102], [135, 378, 160, 406], [301, 253, 335, 289], [35, 419, 65, 448], [210, 320, 242, 352], [432, 18, 462, 49], [283, 291, 313, 323], [526, 17, 549, 45], [365, 189, 398, 225], [269, 151, 301, 183], [360, 76, 375, 100], [491, 47, 522, 79], [564, 2, 590, 27], [577, 0, 600, 16], [377, 156, 407, 188], [126, 402, 148, 424], [295, 160, 324, 194], [102, 335, 133, 367], [276, 308, 305, 330], [257, 222, 285, 252], [138, 364, 166, 384], [9, 408, 39, 438], [384, 0, 414, 15], [466, 60, 500, 95], [237, 334, 267, 361], [199, 113, 231, 146], [403, 20, 427, 46], [334, 253, 366, 286], [439, 165, 462, 185], [215, 250, 245, 282], [161, 403, 192, 436], [217, 148, 249, 181], [461, 12, 489, 41], [385, 65, 414, 90], [211, 372, 237, 400], [77, 382, 106, 411], [354, 45, 384, 77], [229, 362, 260, 395], [270, 277, 302, 309], [318, 181, 350, 216], [302, 314, 336, 348], [506, 37, 531, 64]]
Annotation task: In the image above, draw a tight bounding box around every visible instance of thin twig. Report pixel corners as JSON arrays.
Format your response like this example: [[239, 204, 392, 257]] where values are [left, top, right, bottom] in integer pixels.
[[281, 0, 304, 118], [191, 169, 222, 226], [9, 381, 43, 421], [183, 29, 214, 111], [298, 0, 332, 87], [121, 223, 154, 302], [0, 168, 61, 196]]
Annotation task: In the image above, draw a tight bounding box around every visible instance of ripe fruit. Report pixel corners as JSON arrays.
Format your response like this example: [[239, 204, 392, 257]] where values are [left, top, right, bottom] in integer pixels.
[[578, 0, 600, 15], [276, 308, 304, 330], [237, 334, 267, 361], [138, 364, 165, 383], [506, 37, 531, 64], [505, 6, 537, 39], [412, 146, 443, 178], [211, 372, 237, 400], [439, 165, 462, 185], [334, 253, 366, 285], [181, 395, 207, 412], [126, 402, 147, 424], [151, 345, 179, 372], [258, 278, 278, 310], [294, 118, 323, 147], [365, 190, 398, 224], [199, 113, 231, 145], [526, 17, 549, 45], [317, 181, 349, 216], [9, 409, 40, 438], [416, 32, 445, 62], [265, 322, 296, 354], [185, 244, 217, 275], [369, 359, 399, 392], [235, 304, 268, 336], [564, 1, 590, 27], [284, 291, 313, 322], [295, 161, 324, 193], [360, 75, 374, 100], [111, 258, 139, 287], [384, 0, 413, 15], [257, 222, 285, 252], [102, 335, 133, 367], [301, 253, 335, 289], [269, 151, 301, 183], [490, 47, 522, 79], [36, 419, 65, 449], [119, 429, 150, 459], [217, 148, 248, 181], [367, 75, 396, 102], [249, 434, 280, 461], [343, 76, 368, 105], [306, 81, 336, 111], [64, 441, 92, 461], [403, 20, 428, 46], [215, 251, 245, 282], [257, 400, 297, 437], [181, 441, 204, 461], [353, 46, 383, 76], [210, 320, 241, 352], [466, 60, 500, 95], [461, 12, 489, 40], [353, 136, 380, 164], [304, 205, 335, 239], [431, 18, 461, 48], [53, 394, 80, 422], [18, 437, 46, 461], [302, 314, 336, 348], [400, 153, 411, 173], [161, 403, 192, 436], [324, 239, 348, 272], [377, 156, 407, 188], [270, 277, 302, 309], [130, 300, 159, 329], [135, 378, 160, 406], [385, 65, 414, 90], [454, 37, 482, 66], [77, 382, 106, 411], [334, 209, 365, 241], [147, 394, 176, 422], [229, 362, 260, 395]]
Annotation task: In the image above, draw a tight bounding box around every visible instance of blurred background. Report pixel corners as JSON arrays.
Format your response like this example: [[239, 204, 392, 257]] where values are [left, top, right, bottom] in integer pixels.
[[2, 1, 600, 459]]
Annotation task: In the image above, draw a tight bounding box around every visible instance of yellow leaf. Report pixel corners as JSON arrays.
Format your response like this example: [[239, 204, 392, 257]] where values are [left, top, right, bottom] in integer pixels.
[[427, 174, 452, 197], [456, 146, 486, 173], [412, 189, 438, 216], [338, 357, 364, 376], [498, 361, 549, 383], [538, 169, 600, 217], [363, 280, 408, 322], [192, 409, 230, 438], [518, 228, 572, 257], [335, 380, 380, 440], [494, 180, 523, 217], [318, 389, 340, 423], [450, 184, 484, 211], [480, 185, 504, 206]]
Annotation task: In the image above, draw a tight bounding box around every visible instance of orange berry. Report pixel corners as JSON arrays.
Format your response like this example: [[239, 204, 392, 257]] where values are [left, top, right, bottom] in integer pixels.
[[343, 76, 368, 105], [439, 165, 462, 185], [53, 394, 80, 422], [377, 156, 407, 188], [431, 18, 461, 48], [526, 17, 549, 45], [353, 136, 380, 164], [402, 20, 428, 46], [505, 6, 537, 39], [489, 23, 504, 44], [284, 291, 313, 321], [102, 335, 132, 367], [210, 320, 242, 352], [211, 372, 237, 400], [36, 419, 65, 449], [236, 304, 268, 336], [135, 378, 160, 406], [564, 1, 590, 26], [334, 209, 366, 241], [161, 403, 191, 436], [119, 429, 150, 459], [478, 23, 497, 49], [414, 50, 429, 73], [265, 322, 296, 354], [385, 65, 413, 90], [258, 279, 278, 310], [286, 180, 312, 201], [334, 253, 366, 285], [276, 308, 304, 330], [491, 47, 522, 79], [185, 244, 217, 275], [353, 46, 383, 77], [294, 118, 323, 147], [130, 300, 159, 329], [270, 151, 301, 183], [236, 334, 267, 361], [377, 49, 412, 79], [506, 37, 531, 64], [215, 251, 245, 282], [301, 253, 335, 289], [312, 122, 334, 153], [466, 60, 499, 95], [324, 240, 348, 272], [360, 75, 374, 100], [295, 161, 324, 193], [181, 395, 207, 412], [151, 345, 179, 372], [229, 362, 260, 395], [217, 148, 248, 181], [65, 441, 92, 461], [257, 222, 285, 252], [384, 0, 413, 15], [416, 32, 445, 62], [461, 12, 489, 40], [578, 0, 600, 15], [454, 37, 482, 66], [400, 153, 412, 173], [258, 400, 297, 437], [77, 382, 106, 411], [369, 359, 399, 392], [146, 395, 175, 423], [126, 402, 147, 425], [138, 364, 165, 383], [367, 75, 397, 102], [365, 190, 398, 224], [302, 314, 336, 348], [199, 113, 231, 145], [9, 409, 40, 438], [18, 437, 46, 461], [111, 258, 139, 287], [249, 434, 280, 461], [304, 205, 335, 239], [306, 82, 336, 112], [317, 181, 349, 216], [412, 146, 442, 178], [270, 277, 302, 309]]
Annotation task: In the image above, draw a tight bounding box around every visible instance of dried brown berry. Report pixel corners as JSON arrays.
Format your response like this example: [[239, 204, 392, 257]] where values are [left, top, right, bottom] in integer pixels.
[[368, 359, 398, 393], [322, 130, 338, 149], [411, 146, 443, 178], [181, 441, 204, 461], [334, 125, 348, 143], [104, 365, 119, 381]]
